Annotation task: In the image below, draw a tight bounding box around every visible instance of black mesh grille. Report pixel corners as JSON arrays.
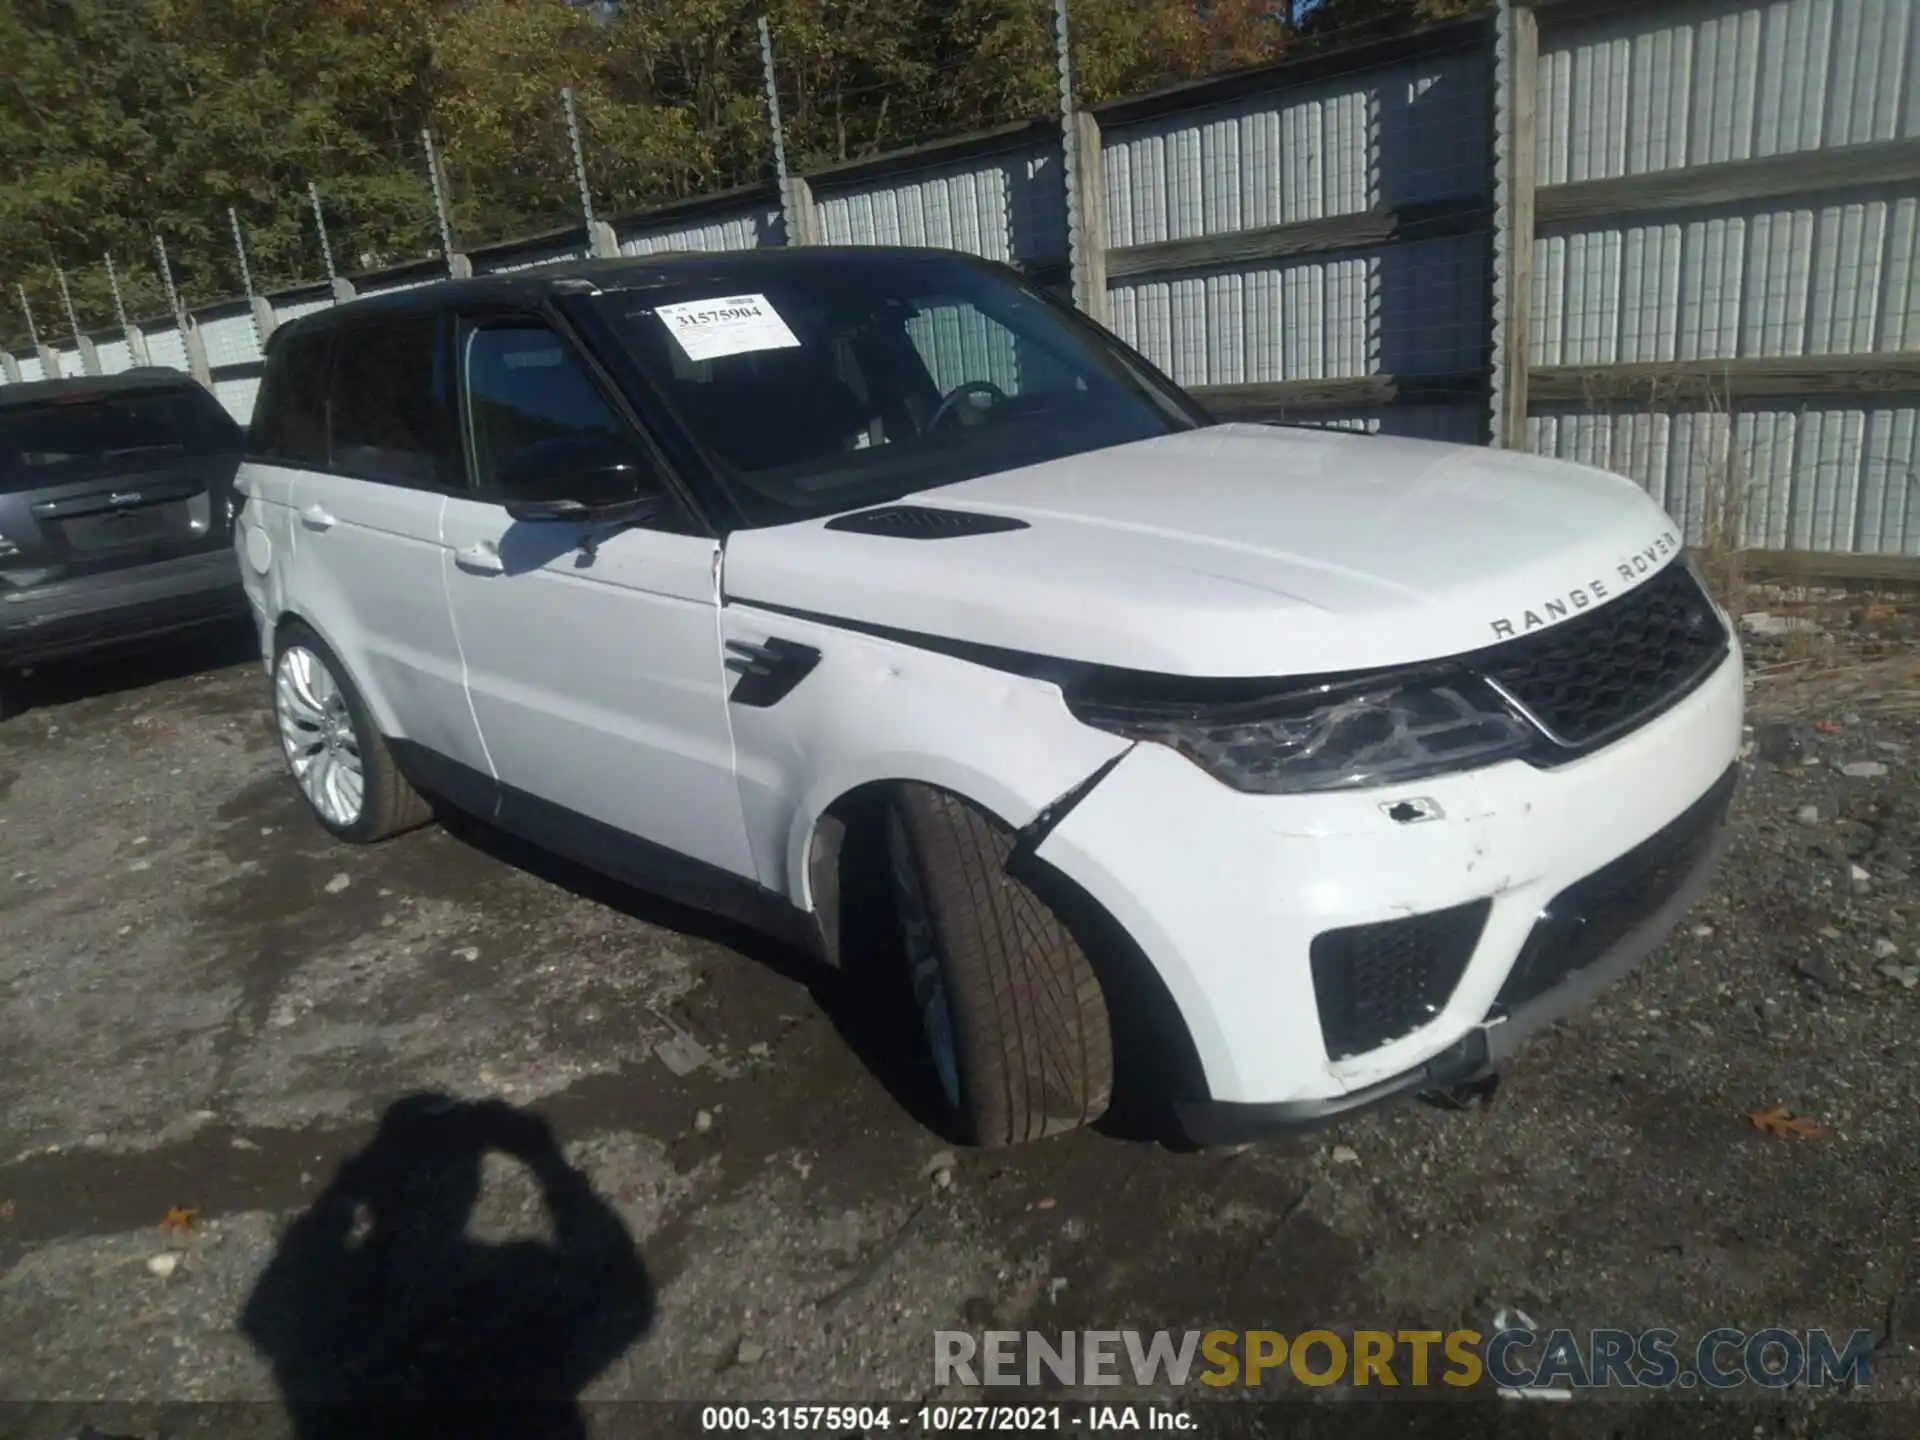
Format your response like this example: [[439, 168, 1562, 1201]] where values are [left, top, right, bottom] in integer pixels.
[[1479, 561, 1727, 750], [824, 505, 1030, 539], [1491, 765, 1738, 1016], [1310, 900, 1491, 1060]]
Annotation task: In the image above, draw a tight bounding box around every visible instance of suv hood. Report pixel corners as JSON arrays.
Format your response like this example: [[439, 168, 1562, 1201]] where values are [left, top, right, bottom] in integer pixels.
[[720, 423, 1690, 677]]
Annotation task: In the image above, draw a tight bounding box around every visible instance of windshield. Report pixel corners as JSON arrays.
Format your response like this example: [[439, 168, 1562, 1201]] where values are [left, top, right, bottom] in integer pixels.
[[0, 385, 243, 493], [595, 254, 1205, 526]]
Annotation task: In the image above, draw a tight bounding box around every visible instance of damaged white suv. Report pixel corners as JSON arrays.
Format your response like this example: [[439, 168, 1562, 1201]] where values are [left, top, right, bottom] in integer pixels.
[[235, 249, 1742, 1148]]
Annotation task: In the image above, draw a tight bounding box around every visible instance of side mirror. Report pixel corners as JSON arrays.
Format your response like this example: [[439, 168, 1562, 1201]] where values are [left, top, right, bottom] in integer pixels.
[[493, 434, 659, 519], [504, 474, 661, 525]]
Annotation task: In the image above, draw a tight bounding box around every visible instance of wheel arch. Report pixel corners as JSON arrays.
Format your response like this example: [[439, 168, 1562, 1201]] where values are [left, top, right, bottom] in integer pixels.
[[269, 608, 402, 738], [801, 766, 1214, 1140]]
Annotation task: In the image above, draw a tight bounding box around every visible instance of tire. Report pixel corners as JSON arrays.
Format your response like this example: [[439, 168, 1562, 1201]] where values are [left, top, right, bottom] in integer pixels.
[[0, 672, 20, 723], [884, 783, 1113, 1148], [271, 621, 431, 843]]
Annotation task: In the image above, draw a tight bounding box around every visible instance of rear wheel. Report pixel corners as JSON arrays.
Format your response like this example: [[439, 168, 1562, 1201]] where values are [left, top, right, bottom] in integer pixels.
[[271, 623, 430, 843], [0, 672, 19, 723], [883, 784, 1112, 1148]]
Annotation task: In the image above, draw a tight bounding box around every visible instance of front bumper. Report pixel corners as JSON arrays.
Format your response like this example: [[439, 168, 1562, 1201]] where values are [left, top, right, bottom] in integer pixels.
[[1171, 764, 1736, 1144], [1032, 643, 1745, 1124], [0, 550, 248, 667]]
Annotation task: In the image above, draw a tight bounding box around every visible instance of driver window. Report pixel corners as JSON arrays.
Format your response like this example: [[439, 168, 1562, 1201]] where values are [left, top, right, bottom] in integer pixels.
[[462, 323, 643, 503]]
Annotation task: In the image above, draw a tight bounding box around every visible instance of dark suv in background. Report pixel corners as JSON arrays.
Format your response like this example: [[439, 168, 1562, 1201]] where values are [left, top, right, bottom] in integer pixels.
[[0, 370, 249, 718]]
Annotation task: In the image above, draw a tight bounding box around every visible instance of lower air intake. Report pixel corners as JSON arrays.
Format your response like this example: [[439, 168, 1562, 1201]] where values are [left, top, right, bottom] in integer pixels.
[[1310, 899, 1491, 1060]]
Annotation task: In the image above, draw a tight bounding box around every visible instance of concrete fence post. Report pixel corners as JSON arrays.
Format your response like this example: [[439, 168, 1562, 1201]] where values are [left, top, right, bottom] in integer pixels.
[[181, 319, 214, 387], [787, 176, 820, 246], [1070, 110, 1109, 324], [56, 268, 101, 374], [251, 295, 278, 345], [1489, 0, 1539, 449], [758, 16, 813, 247]]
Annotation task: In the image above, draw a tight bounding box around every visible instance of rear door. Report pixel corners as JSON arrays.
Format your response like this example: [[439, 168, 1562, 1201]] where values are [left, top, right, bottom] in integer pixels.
[[280, 313, 489, 783], [0, 382, 246, 589], [237, 327, 332, 667]]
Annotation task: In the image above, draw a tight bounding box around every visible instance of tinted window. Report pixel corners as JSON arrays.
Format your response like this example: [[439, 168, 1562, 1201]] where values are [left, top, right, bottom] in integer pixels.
[[461, 323, 642, 504], [598, 255, 1202, 527], [0, 385, 243, 494], [328, 317, 460, 487], [250, 328, 330, 467]]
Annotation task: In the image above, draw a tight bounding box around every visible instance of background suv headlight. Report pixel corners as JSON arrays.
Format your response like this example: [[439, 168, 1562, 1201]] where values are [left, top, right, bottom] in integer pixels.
[[1066, 670, 1537, 795]]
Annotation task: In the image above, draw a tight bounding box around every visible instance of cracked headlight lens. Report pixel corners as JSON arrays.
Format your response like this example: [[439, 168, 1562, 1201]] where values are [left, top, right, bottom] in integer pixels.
[[1067, 673, 1537, 794]]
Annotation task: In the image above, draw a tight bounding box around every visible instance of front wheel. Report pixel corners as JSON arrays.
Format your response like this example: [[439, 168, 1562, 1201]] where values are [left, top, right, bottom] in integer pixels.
[[271, 623, 431, 843], [883, 784, 1113, 1148]]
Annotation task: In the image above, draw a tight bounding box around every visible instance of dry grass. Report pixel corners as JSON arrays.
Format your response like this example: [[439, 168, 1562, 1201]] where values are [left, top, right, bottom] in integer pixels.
[[1565, 363, 1920, 691]]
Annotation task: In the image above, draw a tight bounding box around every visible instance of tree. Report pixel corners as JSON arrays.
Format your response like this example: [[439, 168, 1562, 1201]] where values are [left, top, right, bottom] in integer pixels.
[[0, 0, 1481, 353]]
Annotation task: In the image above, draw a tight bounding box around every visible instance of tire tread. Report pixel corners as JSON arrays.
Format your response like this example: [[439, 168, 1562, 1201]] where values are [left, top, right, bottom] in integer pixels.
[[893, 785, 1111, 1146]]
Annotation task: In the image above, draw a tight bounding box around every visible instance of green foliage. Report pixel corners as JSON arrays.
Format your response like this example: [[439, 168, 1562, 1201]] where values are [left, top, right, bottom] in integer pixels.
[[0, 0, 1480, 351]]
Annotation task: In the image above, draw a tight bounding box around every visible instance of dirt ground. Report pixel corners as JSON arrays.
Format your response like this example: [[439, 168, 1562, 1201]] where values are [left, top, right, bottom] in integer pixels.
[[1, 610, 1918, 1436]]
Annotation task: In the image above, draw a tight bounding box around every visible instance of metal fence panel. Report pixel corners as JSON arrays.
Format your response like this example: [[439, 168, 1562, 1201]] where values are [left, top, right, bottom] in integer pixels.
[[213, 375, 260, 425], [617, 207, 778, 256], [199, 310, 263, 369], [272, 295, 334, 326], [1101, 52, 1488, 248], [475, 243, 587, 274], [355, 275, 441, 299], [1535, 193, 1920, 366], [1108, 232, 1485, 388], [812, 144, 1067, 268], [95, 338, 134, 374], [1530, 399, 1920, 555], [142, 326, 189, 372], [1540, 0, 1918, 183]]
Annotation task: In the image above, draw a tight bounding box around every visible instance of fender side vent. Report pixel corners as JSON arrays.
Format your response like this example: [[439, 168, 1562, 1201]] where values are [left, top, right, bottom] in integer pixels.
[[824, 505, 1030, 539], [726, 637, 822, 708]]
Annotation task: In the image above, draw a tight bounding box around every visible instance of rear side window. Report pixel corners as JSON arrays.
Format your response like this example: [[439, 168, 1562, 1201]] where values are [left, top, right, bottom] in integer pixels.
[[0, 385, 243, 494], [327, 316, 461, 488], [250, 328, 331, 467]]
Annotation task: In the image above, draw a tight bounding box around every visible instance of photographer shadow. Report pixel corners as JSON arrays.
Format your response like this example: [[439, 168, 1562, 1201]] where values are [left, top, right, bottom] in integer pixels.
[[239, 1093, 653, 1440]]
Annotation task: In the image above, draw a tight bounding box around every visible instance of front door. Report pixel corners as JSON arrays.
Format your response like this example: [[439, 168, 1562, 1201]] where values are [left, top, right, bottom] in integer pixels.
[[439, 315, 756, 894]]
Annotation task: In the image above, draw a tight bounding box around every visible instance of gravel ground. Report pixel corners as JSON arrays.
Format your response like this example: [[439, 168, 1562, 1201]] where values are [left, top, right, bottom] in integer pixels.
[[0, 615, 1916, 1437]]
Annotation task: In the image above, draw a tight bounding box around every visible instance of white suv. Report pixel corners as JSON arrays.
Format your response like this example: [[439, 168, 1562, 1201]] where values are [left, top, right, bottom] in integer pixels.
[[235, 250, 1743, 1148]]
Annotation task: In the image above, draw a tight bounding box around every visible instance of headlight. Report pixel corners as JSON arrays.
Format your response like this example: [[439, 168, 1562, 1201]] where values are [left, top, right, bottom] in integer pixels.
[[0, 531, 16, 559], [1066, 671, 1537, 795]]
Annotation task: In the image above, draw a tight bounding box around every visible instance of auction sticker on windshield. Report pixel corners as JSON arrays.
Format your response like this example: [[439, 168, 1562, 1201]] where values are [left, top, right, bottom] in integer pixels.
[[655, 293, 802, 362]]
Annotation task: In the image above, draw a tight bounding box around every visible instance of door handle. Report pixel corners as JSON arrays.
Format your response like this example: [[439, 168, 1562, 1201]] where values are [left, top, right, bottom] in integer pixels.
[[455, 540, 505, 575], [299, 503, 335, 531]]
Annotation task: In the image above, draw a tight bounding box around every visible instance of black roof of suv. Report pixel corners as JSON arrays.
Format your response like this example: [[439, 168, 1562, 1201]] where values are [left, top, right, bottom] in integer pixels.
[[0, 367, 220, 409]]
